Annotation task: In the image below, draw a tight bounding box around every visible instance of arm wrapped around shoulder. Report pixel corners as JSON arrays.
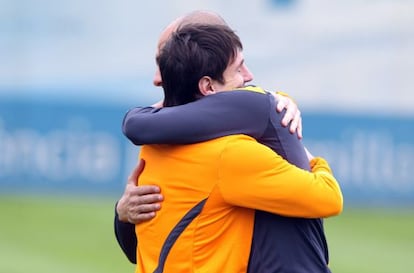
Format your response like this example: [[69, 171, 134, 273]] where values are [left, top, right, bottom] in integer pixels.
[[310, 157, 343, 216], [218, 136, 343, 218]]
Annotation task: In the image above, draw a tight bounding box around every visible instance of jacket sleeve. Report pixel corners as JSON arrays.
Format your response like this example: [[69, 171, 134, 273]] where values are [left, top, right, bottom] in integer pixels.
[[114, 202, 137, 264], [122, 90, 270, 145], [218, 136, 343, 218]]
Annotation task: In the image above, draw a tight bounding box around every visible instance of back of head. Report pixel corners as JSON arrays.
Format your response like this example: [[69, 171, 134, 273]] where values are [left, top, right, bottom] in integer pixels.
[[159, 24, 242, 107], [158, 10, 228, 50], [179, 10, 228, 27]]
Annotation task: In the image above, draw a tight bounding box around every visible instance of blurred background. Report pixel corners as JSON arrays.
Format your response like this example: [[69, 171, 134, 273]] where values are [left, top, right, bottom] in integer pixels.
[[1, 0, 413, 272]]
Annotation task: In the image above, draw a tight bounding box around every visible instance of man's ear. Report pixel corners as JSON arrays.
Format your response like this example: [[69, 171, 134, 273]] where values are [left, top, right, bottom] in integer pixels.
[[199, 76, 216, 96]]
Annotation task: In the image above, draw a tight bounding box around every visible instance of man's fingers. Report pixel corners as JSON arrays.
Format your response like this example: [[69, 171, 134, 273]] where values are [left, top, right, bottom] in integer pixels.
[[288, 111, 300, 133], [128, 211, 156, 224], [281, 110, 293, 127], [296, 116, 303, 139], [128, 204, 161, 224], [276, 94, 303, 139], [133, 192, 163, 204], [135, 203, 162, 213], [127, 159, 146, 186], [288, 112, 303, 139], [275, 93, 288, 113], [132, 185, 161, 196], [136, 159, 146, 178], [275, 94, 302, 138], [276, 96, 294, 127]]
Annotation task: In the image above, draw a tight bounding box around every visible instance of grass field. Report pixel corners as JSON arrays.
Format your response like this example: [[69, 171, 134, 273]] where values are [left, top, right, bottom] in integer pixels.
[[0, 194, 413, 273]]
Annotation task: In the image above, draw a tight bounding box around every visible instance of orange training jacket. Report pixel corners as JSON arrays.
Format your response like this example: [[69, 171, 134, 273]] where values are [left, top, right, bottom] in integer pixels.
[[135, 134, 342, 273]]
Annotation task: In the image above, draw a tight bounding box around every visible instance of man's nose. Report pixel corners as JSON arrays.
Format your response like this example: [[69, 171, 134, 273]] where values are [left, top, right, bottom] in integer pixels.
[[153, 68, 162, 87], [243, 66, 254, 83]]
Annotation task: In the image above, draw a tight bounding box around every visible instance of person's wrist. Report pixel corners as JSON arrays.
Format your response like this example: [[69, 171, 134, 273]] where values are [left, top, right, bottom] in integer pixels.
[[116, 198, 129, 223]]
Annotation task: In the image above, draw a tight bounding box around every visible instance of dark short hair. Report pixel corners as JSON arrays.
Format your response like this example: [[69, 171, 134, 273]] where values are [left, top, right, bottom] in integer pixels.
[[158, 24, 243, 107]]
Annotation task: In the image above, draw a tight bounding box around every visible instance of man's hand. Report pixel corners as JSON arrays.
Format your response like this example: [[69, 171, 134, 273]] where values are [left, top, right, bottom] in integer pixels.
[[116, 159, 163, 224], [273, 92, 303, 139]]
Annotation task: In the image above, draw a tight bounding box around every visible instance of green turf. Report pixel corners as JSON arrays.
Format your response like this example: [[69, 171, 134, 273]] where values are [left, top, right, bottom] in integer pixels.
[[0, 194, 134, 273], [325, 207, 414, 273], [0, 195, 413, 273]]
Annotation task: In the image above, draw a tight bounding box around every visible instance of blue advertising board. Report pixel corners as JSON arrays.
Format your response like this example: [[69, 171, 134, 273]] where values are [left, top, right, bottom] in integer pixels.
[[0, 96, 413, 206], [0, 96, 137, 195], [303, 113, 414, 206]]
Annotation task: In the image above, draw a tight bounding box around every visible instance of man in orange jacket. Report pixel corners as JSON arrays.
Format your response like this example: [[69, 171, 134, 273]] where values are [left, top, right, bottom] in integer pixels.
[[121, 23, 342, 273]]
